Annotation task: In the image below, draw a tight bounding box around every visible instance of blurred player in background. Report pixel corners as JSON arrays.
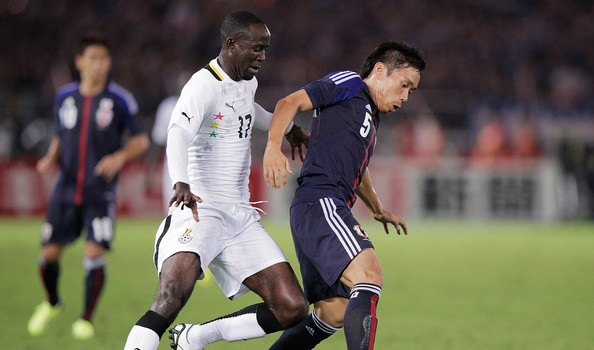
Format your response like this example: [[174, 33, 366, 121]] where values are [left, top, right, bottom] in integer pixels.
[[27, 34, 150, 340], [124, 11, 310, 350], [151, 70, 190, 214], [151, 93, 177, 213], [263, 41, 426, 349]]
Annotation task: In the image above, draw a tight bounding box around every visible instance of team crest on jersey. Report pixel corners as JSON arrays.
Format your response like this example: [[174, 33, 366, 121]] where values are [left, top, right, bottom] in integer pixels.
[[178, 228, 193, 244], [59, 96, 78, 129], [96, 98, 114, 129], [353, 225, 369, 239]]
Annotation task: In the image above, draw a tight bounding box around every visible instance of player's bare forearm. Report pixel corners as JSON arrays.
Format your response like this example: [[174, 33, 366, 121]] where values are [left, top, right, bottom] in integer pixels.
[[119, 133, 150, 162], [356, 169, 383, 215], [356, 169, 408, 235], [264, 90, 313, 188], [268, 89, 313, 146], [37, 136, 61, 174], [94, 133, 149, 181]]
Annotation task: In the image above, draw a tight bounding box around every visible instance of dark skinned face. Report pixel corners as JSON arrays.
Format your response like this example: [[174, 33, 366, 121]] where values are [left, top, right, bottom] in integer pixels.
[[226, 23, 270, 81]]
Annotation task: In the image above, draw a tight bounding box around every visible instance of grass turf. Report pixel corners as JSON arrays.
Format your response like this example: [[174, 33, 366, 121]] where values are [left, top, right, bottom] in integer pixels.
[[0, 217, 593, 349]]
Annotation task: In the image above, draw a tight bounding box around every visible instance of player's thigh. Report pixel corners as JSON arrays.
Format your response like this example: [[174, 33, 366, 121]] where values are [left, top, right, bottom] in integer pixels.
[[43, 200, 83, 246], [211, 220, 288, 298], [243, 261, 303, 303], [154, 204, 227, 277], [340, 248, 383, 288], [291, 198, 374, 293], [160, 251, 202, 289]]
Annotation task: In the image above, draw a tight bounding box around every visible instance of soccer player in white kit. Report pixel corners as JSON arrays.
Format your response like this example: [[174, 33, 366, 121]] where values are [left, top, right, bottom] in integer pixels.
[[123, 11, 309, 350]]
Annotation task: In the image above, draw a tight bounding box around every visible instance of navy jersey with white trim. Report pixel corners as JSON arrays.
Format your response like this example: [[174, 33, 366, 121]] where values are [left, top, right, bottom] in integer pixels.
[[294, 71, 380, 208], [52, 81, 144, 204]]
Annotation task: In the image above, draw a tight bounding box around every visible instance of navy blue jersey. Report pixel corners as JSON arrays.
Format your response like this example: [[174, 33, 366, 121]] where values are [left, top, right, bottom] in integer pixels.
[[52, 81, 144, 205], [293, 71, 381, 208]]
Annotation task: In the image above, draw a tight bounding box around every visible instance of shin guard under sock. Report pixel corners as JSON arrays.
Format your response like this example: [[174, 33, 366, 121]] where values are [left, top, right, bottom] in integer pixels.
[[344, 283, 381, 350]]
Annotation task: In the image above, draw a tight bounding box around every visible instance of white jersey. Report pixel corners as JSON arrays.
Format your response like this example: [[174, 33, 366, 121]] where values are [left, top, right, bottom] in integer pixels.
[[168, 59, 265, 203]]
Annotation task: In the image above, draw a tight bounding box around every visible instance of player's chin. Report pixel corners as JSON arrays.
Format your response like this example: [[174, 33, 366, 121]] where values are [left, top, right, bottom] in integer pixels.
[[243, 72, 256, 80]]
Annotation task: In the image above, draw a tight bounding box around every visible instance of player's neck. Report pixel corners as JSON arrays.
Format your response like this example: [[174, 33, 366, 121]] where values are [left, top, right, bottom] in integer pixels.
[[79, 79, 107, 97]]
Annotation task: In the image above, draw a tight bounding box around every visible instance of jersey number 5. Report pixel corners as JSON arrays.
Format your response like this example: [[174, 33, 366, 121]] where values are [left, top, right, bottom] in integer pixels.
[[360, 112, 373, 137], [238, 114, 252, 138]]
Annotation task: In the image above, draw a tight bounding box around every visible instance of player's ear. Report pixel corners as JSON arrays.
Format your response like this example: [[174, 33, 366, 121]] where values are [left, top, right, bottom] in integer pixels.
[[373, 62, 386, 79], [225, 37, 236, 52], [74, 55, 83, 71]]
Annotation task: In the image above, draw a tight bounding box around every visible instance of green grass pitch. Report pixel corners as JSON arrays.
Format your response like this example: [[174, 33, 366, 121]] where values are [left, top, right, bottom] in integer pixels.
[[1, 217, 593, 349]]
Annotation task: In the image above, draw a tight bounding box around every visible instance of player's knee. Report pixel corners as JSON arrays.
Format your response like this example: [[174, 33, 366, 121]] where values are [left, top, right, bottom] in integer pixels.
[[276, 293, 309, 328], [343, 269, 384, 288], [362, 271, 383, 287]]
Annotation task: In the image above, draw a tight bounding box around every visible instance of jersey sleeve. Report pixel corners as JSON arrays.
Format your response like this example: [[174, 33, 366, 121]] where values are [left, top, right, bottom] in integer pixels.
[[168, 70, 219, 137], [303, 71, 365, 109], [108, 82, 145, 136]]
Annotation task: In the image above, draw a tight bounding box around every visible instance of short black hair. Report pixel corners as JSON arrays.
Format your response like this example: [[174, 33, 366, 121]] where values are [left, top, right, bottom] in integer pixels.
[[220, 11, 265, 43], [360, 41, 426, 79], [77, 33, 110, 55]]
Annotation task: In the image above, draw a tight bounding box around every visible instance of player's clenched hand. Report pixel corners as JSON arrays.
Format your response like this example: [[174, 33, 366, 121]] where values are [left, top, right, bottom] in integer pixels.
[[170, 182, 202, 221], [373, 209, 408, 235], [263, 146, 292, 189], [95, 152, 126, 181], [284, 124, 309, 162]]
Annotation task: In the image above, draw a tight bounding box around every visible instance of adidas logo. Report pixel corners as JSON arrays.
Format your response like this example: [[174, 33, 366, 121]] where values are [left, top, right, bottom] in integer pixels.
[[306, 326, 315, 336]]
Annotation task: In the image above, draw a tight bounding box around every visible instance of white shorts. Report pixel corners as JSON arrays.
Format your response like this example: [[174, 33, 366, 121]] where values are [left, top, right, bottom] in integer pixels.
[[153, 202, 287, 300]]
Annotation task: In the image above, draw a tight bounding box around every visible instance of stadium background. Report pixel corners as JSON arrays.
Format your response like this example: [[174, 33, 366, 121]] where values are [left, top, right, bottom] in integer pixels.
[[1, 0, 593, 220]]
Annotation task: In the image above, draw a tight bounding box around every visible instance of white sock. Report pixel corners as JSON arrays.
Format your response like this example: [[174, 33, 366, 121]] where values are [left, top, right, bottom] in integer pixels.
[[188, 313, 266, 348], [123, 325, 161, 350]]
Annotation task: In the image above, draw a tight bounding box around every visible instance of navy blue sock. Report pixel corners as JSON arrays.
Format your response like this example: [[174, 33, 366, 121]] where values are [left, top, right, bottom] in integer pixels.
[[82, 257, 106, 322], [40, 259, 60, 306], [344, 283, 381, 350], [269, 311, 339, 350]]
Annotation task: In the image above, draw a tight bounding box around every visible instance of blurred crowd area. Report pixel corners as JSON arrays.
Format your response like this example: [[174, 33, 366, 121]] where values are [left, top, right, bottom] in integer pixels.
[[1, 0, 593, 215]]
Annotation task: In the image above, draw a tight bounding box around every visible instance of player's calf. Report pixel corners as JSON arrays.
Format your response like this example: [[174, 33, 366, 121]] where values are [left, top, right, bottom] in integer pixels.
[[344, 283, 381, 350]]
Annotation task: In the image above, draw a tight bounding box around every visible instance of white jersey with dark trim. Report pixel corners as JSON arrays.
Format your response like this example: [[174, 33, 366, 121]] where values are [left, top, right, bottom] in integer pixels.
[[168, 59, 258, 203]]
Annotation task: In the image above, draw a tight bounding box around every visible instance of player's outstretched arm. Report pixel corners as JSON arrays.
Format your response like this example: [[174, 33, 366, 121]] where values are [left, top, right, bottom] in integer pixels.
[[264, 89, 313, 188], [356, 169, 408, 235]]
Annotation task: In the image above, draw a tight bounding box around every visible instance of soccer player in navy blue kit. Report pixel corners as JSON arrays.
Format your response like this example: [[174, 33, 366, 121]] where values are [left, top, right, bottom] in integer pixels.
[[27, 34, 149, 340], [263, 41, 426, 349]]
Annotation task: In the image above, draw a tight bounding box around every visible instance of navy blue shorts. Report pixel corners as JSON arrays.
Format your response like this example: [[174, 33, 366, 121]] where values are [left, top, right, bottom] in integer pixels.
[[290, 197, 374, 303], [42, 188, 116, 250]]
